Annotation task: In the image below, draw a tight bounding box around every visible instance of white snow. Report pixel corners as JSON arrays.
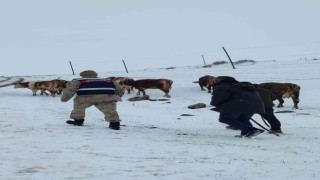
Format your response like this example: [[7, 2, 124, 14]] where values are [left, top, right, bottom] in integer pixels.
[[1, 59, 320, 180]]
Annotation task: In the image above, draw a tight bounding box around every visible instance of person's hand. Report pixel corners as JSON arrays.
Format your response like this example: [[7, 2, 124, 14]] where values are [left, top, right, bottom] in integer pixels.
[[61, 96, 68, 102]]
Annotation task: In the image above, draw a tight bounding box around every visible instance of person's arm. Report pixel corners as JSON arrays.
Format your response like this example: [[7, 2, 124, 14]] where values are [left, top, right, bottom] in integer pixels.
[[61, 80, 80, 102], [113, 81, 125, 97], [210, 86, 230, 107]]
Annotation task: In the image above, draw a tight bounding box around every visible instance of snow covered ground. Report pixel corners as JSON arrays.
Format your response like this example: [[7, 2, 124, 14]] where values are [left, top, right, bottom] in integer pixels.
[[1, 59, 319, 180]]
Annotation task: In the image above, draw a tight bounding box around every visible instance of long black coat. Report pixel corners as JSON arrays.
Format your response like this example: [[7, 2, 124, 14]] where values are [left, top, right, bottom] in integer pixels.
[[210, 82, 265, 114], [257, 87, 276, 108]]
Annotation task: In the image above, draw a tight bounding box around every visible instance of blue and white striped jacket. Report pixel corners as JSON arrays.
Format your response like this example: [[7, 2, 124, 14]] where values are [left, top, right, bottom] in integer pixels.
[[75, 78, 116, 95]]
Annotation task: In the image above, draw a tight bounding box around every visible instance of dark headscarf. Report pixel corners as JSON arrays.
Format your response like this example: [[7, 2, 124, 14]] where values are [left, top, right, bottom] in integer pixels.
[[216, 76, 238, 84]]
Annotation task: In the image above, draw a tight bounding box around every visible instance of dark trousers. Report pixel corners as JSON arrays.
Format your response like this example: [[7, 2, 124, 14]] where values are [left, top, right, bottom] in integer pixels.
[[219, 113, 254, 135], [260, 107, 281, 130]]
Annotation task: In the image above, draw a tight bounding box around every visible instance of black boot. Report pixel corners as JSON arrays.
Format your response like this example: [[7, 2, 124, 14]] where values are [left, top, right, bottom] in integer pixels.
[[269, 129, 283, 134], [66, 119, 84, 126], [245, 127, 264, 138], [109, 122, 120, 130]]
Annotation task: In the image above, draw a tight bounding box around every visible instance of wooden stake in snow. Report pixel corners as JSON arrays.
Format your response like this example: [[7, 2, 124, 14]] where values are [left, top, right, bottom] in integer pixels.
[[69, 61, 75, 75], [122, 60, 129, 73], [202, 55, 207, 66], [222, 47, 235, 69]]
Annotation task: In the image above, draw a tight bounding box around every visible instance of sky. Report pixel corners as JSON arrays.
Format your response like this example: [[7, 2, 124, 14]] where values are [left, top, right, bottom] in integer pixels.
[[0, 0, 319, 76], [1, 58, 319, 179]]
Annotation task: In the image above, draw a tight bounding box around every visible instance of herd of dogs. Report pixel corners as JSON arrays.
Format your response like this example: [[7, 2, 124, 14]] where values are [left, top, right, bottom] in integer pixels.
[[13, 79, 68, 97], [13, 75, 301, 109]]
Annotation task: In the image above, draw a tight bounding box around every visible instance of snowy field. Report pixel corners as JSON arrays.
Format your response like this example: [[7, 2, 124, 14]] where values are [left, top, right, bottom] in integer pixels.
[[1, 59, 319, 180]]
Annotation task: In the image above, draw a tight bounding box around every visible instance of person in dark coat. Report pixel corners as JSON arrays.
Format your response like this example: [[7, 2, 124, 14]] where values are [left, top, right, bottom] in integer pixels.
[[210, 76, 265, 137], [255, 85, 283, 133]]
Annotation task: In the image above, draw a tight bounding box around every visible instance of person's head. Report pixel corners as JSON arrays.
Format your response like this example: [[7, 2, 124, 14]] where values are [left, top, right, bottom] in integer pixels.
[[239, 81, 253, 86], [252, 83, 261, 89], [237, 81, 256, 91], [79, 70, 98, 78], [216, 76, 238, 84]]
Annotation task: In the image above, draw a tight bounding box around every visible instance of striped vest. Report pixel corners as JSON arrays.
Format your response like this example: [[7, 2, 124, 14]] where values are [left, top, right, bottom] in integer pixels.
[[75, 78, 116, 95]]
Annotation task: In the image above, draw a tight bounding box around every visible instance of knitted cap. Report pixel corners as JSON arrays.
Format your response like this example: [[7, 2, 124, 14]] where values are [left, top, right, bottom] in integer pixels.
[[79, 70, 98, 78]]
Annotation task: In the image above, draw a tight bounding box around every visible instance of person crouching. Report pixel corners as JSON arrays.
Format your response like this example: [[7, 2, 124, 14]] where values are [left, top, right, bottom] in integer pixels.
[[210, 76, 265, 137]]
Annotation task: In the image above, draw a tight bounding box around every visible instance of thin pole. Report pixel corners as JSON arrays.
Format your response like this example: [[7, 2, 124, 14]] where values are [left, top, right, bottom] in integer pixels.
[[201, 55, 207, 65], [222, 47, 235, 69], [69, 61, 75, 75], [122, 60, 129, 73]]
